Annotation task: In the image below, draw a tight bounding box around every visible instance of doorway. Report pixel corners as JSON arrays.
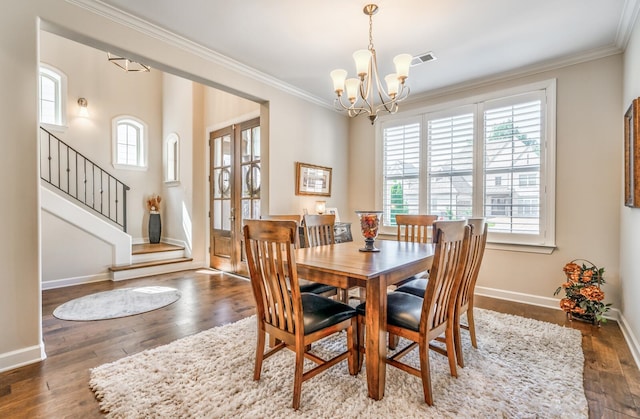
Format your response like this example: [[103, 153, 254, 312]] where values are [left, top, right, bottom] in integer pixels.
[[209, 117, 261, 276]]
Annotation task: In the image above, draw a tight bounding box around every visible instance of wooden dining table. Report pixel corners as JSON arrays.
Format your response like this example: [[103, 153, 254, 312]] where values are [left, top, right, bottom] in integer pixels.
[[294, 239, 435, 400]]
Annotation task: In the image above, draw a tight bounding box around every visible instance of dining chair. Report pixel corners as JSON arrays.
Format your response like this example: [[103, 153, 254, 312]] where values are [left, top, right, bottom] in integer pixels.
[[356, 219, 470, 405], [262, 214, 337, 297], [395, 218, 487, 367], [303, 214, 359, 302], [303, 214, 336, 247], [395, 214, 438, 244], [394, 214, 438, 286], [452, 218, 487, 367], [243, 219, 358, 410]]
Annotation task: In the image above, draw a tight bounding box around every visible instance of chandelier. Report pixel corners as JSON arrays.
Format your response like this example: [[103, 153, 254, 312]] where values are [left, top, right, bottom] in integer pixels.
[[330, 4, 411, 124], [107, 53, 150, 72]]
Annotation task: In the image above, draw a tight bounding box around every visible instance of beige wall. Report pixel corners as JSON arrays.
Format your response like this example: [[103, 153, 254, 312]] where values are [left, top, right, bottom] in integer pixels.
[[0, 0, 349, 371], [622, 15, 640, 364], [349, 55, 624, 312]]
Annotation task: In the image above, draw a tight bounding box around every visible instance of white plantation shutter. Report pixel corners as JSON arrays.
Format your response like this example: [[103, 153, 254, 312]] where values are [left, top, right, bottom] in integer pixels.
[[382, 121, 420, 226], [427, 112, 474, 219], [482, 91, 545, 241], [377, 80, 555, 249]]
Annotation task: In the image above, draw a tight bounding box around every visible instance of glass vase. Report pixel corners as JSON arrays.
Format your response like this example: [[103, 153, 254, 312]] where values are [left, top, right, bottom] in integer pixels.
[[355, 210, 383, 252]]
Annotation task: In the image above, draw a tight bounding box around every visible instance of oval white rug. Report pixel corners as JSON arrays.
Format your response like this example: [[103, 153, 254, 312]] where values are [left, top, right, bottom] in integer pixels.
[[53, 286, 181, 321]]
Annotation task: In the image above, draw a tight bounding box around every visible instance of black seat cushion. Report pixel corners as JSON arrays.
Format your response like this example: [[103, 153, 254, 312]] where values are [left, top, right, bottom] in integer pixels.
[[355, 292, 423, 332], [395, 277, 428, 298], [299, 280, 337, 295], [301, 293, 356, 334]]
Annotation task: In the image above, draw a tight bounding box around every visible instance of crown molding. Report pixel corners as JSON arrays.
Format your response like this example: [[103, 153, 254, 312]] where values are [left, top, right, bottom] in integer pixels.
[[617, 0, 640, 49], [64, 0, 332, 110], [405, 44, 623, 105]]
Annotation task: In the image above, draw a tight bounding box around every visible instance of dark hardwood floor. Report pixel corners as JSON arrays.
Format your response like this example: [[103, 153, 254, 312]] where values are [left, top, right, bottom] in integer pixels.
[[0, 269, 638, 418]]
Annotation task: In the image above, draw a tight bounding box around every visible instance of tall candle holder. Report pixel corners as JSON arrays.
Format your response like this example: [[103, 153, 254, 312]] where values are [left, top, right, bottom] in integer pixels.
[[355, 210, 383, 252]]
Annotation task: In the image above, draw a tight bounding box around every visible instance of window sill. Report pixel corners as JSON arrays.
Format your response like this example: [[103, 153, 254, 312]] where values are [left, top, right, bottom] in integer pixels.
[[378, 234, 556, 254], [486, 241, 556, 254], [41, 123, 68, 133], [113, 163, 148, 171]]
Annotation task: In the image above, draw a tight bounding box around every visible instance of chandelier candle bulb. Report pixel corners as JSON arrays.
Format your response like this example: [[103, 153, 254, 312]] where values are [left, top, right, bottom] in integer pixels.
[[393, 54, 413, 81], [353, 49, 372, 77], [330, 69, 347, 94], [345, 78, 360, 103], [385, 74, 399, 97]]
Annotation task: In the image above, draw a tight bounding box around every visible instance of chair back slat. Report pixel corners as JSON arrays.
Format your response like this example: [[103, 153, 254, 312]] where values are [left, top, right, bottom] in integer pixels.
[[262, 215, 302, 248], [303, 214, 335, 247], [395, 214, 438, 244], [457, 218, 488, 310], [244, 220, 302, 334], [421, 220, 470, 334]]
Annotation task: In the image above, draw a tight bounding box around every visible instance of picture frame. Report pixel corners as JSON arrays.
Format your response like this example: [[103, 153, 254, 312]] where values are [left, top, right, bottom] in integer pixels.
[[295, 162, 332, 196], [624, 98, 640, 207]]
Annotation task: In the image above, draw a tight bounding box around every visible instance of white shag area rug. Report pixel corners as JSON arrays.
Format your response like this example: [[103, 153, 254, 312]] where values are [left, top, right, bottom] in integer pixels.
[[89, 308, 587, 418], [53, 286, 181, 321]]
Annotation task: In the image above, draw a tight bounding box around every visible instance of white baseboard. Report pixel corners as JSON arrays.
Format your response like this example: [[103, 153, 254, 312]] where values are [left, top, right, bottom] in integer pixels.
[[617, 312, 640, 370], [0, 344, 45, 374], [42, 272, 111, 290], [475, 286, 639, 369]]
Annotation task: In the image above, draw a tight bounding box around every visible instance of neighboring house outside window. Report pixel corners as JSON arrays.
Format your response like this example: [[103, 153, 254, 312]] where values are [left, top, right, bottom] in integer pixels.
[[39, 64, 67, 128], [112, 116, 148, 170], [377, 79, 556, 251]]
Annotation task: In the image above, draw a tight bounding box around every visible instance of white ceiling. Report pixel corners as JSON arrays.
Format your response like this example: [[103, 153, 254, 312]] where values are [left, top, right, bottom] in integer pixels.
[[94, 0, 636, 105]]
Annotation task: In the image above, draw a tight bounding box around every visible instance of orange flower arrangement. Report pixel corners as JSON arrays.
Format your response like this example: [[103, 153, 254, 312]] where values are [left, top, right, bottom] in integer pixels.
[[554, 260, 610, 324], [146, 194, 162, 213]]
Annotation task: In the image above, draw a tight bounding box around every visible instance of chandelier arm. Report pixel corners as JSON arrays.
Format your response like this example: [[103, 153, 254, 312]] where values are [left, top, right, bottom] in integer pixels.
[[333, 97, 370, 117]]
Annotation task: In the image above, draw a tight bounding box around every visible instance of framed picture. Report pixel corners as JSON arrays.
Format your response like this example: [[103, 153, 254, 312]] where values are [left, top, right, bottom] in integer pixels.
[[296, 162, 332, 196], [625, 98, 640, 207]]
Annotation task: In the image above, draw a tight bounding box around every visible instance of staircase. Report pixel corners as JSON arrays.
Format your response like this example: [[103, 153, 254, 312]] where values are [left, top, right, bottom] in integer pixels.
[[109, 243, 194, 281]]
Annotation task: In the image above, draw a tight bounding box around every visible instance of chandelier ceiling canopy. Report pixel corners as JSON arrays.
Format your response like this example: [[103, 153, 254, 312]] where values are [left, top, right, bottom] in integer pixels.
[[330, 4, 411, 124]]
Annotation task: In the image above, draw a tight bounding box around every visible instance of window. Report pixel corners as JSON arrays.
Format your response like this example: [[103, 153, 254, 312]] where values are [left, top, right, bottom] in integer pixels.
[[112, 116, 148, 170], [378, 79, 556, 249], [39, 64, 67, 127], [164, 132, 180, 183], [381, 120, 420, 226]]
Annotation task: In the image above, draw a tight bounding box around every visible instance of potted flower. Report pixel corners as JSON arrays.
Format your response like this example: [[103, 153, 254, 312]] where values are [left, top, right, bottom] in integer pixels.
[[554, 260, 611, 325]]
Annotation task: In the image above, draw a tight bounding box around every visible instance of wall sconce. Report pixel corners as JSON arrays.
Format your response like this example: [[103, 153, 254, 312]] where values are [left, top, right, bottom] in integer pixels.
[[315, 200, 326, 215], [77, 98, 89, 117]]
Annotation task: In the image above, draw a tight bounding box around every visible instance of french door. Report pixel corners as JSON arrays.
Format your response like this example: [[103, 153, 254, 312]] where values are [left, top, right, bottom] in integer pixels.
[[209, 118, 261, 276]]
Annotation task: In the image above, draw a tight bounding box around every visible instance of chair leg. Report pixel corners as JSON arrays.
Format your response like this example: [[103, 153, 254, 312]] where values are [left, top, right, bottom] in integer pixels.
[[347, 318, 358, 375], [254, 326, 266, 381], [467, 306, 478, 348], [419, 342, 434, 406], [356, 315, 365, 373], [453, 316, 464, 368], [445, 324, 458, 378], [292, 343, 305, 410], [388, 333, 399, 350]]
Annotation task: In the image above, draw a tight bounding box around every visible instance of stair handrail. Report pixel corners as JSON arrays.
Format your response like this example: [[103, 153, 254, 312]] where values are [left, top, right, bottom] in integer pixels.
[[40, 126, 131, 232]]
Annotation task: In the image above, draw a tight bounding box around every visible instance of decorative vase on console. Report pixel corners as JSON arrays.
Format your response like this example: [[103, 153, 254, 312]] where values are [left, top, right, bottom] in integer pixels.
[[147, 194, 162, 244], [355, 210, 383, 252]]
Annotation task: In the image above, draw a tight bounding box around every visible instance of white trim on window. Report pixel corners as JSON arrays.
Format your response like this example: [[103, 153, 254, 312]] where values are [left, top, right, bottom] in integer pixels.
[[39, 63, 67, 130], [375, 79, 557, 251], [112, 115, 148, 170]]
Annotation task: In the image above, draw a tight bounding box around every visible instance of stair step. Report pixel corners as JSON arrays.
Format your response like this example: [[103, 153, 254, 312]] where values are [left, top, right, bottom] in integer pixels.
[[132, 243, 185, 255], [109, 257, 193, 272]]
